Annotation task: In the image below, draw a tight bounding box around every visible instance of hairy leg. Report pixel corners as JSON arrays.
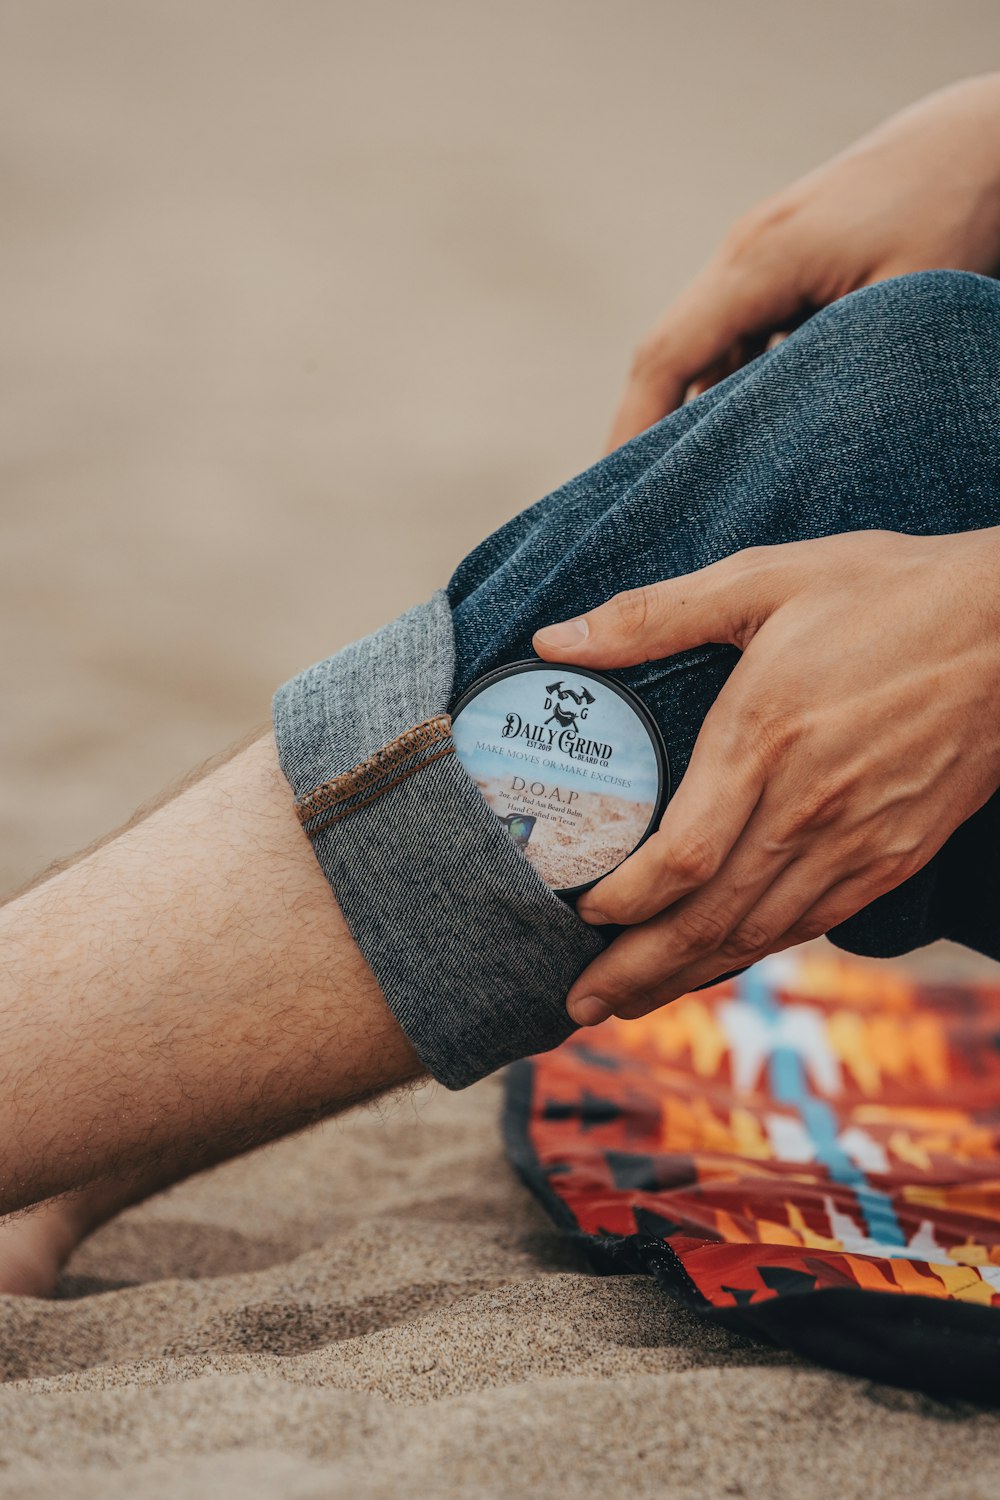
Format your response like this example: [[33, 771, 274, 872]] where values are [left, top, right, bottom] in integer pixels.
[[0, 731, 424, 1234], [0, 732, 335, 1296]]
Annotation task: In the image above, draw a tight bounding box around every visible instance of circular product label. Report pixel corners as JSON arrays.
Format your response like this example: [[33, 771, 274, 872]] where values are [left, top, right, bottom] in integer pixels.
[[450, 659, 669, 896]]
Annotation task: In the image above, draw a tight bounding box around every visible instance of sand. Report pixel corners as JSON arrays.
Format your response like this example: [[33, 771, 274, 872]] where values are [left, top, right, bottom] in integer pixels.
[[5, 1, 1000, 1493], [2, 1073, 1000, 1500]]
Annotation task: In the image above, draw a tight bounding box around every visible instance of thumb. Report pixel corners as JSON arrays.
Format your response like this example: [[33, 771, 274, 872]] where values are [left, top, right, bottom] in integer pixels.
[[532, 551, 784, 668]]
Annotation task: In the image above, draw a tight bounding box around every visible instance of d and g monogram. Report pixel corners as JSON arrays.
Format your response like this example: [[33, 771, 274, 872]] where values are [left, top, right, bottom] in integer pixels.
[[500, 678, 612, 763]]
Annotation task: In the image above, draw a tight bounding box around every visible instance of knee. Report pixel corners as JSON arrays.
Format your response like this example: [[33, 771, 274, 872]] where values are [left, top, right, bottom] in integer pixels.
[[850, 267, 999, 335], [804, 269, 1000, 394]]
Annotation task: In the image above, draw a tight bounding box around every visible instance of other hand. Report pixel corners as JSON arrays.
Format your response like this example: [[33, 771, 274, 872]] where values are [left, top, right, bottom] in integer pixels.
[[609, 75, 1000, 450]]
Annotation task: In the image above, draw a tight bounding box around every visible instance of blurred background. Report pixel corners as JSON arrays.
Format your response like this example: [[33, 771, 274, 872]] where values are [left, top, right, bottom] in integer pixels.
[[4, 0, 1000, 891]]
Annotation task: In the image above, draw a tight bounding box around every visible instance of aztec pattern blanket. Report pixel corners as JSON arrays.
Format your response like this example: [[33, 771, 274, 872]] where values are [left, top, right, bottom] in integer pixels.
[[505, 949, 1000, 1397]]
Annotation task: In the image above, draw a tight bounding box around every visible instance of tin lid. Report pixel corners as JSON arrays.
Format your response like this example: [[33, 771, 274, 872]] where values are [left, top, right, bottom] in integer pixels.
[[450, 658, 669, 897]]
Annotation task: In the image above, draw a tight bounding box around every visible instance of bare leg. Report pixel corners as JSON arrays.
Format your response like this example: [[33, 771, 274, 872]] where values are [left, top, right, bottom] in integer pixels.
[[0, 734, 274, 1297], [0, 732, 425, 1251], [0, 734, 370, 1297], [0, 734, 306, 1295]]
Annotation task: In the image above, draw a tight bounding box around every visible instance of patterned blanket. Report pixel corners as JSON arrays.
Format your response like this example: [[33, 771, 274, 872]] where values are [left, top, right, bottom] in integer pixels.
[[505, 949, 1000, 1397]]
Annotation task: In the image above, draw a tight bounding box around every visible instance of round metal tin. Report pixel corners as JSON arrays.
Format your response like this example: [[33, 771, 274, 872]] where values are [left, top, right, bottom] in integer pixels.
[[450, 658, 669, 897]]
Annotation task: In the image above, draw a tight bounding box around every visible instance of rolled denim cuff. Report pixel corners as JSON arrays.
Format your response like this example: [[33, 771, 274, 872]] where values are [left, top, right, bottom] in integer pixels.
[[272, 590, 607, 1089]]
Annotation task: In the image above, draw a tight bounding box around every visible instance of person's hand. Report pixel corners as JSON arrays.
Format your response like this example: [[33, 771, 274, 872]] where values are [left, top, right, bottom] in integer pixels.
[[532, 529, 1000, 1026], [609, 75, 1000, 450]]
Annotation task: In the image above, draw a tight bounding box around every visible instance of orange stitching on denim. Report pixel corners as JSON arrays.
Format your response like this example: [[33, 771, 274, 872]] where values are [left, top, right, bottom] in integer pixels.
[[306, 744, 456, 835], [296, 713, 452, 824]]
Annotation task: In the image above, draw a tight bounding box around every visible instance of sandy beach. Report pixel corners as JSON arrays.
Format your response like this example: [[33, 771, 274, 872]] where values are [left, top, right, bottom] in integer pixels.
[[4, 1070, 1000, 1499], [4, 2, 1000, 1494]]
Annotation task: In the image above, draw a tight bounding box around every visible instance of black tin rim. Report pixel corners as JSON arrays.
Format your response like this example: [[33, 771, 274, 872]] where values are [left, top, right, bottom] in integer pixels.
[[450, 657, 671, 898]]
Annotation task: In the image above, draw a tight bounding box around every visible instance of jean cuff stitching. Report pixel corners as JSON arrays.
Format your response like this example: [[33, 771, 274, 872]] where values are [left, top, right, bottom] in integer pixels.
[[296, 713, 453, 828], [305, 744, 457, 835]]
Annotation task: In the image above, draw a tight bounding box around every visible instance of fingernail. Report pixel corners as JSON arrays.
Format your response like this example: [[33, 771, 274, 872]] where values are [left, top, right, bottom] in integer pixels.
[[567, 994, 613, 1027], [533, 617, 589, 650], [576, 904, 611, 925]]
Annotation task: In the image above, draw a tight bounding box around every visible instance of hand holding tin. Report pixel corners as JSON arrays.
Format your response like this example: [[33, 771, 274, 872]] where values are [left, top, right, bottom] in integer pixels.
[[534, 529, 1000, 1027]]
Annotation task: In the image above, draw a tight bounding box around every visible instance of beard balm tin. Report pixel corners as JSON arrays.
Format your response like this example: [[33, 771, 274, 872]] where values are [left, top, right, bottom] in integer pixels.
[[450, 659, 669, 898]]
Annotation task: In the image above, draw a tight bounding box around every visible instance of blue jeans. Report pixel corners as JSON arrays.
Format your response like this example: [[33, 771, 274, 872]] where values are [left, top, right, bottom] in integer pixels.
[[274, 270, 1000, 1088]]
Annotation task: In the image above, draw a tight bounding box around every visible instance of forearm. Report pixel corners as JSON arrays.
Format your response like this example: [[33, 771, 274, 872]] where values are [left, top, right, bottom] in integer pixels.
[[0, 732, 423, 1215]]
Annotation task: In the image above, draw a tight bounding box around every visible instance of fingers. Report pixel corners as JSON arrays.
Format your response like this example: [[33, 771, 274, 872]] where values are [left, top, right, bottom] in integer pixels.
[[566, 851, 848, 1025], [532, 550, 788, 669], [576, 676, 765, 926], [566, 849, 904, 1027], [619, 869, 878, 1015], [606, 369, 689, 458], [605, 256, 805, 451], [686, 332, 772, 399]]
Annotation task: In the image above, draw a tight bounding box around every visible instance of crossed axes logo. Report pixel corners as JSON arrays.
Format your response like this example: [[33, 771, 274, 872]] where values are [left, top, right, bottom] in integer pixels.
[[543, 679, 596, 733]]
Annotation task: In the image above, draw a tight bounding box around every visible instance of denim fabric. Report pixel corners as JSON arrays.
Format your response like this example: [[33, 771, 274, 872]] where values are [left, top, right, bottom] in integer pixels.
[[275, 270, 1000, 1088]]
